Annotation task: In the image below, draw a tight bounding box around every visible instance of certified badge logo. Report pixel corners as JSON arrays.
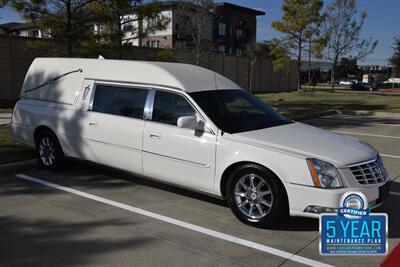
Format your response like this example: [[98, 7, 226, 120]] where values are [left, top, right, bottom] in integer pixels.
[[339, 192, 369, 219], [320, 192, 388, 255]]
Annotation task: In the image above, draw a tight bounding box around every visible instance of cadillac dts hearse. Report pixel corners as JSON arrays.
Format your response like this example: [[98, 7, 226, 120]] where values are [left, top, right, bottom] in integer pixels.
[[11, 58, 389, 227]]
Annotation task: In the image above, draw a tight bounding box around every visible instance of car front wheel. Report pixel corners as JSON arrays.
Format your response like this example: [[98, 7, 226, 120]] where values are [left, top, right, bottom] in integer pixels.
[[226, 164, 288, 228]]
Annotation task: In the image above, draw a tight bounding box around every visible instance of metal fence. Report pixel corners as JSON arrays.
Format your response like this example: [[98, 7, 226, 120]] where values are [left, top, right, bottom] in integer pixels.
[[0, 36, 297, 106]]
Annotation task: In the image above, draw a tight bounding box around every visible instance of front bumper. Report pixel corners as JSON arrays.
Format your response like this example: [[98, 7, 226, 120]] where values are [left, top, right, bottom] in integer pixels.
[[287, 181, 390, 218]]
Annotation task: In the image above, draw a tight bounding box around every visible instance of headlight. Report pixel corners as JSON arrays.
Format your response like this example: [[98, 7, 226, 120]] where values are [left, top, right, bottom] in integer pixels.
[[307, 158, 343, 188], [377, 155, 389, 179]]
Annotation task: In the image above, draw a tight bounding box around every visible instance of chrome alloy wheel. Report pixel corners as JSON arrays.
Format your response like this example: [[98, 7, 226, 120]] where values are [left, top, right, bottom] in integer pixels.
[[39, 137, 56, 166], [234, 174, 273, 220]]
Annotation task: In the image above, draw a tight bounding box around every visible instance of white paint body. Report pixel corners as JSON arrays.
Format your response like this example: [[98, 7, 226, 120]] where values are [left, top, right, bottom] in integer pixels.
[[11, 58, 387, 218]]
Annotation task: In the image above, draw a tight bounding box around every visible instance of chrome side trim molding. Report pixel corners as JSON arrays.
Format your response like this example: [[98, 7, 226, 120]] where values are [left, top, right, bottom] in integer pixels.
[[143, 150, 211, 168]]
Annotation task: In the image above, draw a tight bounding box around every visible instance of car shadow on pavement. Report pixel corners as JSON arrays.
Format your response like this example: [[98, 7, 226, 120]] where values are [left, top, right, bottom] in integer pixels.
[[69, 160, 319, 231], [4, 159, 322, 232], [0, 215, 154, 266]]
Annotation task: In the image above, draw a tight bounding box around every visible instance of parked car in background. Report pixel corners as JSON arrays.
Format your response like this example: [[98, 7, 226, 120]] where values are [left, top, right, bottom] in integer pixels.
[[11, 58, 389, 228], [383, 77, 400, 84], [351, 82, 378, 91], [339, 80, 353, 86]]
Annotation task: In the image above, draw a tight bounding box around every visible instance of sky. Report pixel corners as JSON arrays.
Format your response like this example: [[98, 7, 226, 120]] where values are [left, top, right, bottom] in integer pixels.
[[0, 0, 398, 66]]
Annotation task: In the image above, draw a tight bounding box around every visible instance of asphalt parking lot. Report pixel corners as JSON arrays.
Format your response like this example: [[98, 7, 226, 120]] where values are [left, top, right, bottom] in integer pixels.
[[1, 113, 399, 267]]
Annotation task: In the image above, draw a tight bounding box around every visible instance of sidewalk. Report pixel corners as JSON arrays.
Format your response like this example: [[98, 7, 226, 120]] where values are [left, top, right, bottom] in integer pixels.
[[0, 113, 12, 126]]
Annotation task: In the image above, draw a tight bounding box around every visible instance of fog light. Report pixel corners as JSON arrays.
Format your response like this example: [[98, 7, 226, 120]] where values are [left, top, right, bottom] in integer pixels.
[[304, 206, 338, 214]]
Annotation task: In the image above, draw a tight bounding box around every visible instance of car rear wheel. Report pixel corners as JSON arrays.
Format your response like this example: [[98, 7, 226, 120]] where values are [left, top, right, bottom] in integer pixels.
[[226, 164, 288, 228], [36, 129, 64, 170]]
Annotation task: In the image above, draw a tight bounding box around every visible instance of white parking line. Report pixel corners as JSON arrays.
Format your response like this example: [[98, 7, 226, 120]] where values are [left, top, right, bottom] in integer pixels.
[[390, 191, 400, 197], [380, 153, 400, 159], [310, 117, 400, 127], [334, 131, 400, 139], [15, 173, 332, 267]]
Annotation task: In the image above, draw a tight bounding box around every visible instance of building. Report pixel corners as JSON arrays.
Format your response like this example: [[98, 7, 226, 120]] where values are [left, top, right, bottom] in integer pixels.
[[0, 22, 49, 38], [122, 1, 265, 54], [1, 1, 265, 54], [214, 2, 265, 56], [300, 61, 332, 83], [358, 65, 393, 83]]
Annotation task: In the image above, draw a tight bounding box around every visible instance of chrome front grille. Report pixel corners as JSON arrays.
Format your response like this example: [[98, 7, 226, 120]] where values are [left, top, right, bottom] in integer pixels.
[[349, 158, 387, 185]]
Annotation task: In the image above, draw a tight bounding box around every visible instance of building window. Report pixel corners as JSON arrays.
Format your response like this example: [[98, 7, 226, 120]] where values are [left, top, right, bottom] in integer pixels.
[[31, 30, 39, 38], [218, 22, 226, 36], [218, 45, 226, 53], [236, 28, 243, 40], [150, 40, 160, 48], [148, 16, 158, 28]]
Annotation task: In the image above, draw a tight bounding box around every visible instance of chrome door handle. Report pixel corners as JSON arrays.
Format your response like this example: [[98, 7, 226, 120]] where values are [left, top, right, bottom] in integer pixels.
[[89, 122, 98, 127], [150, 132, 161, 139]]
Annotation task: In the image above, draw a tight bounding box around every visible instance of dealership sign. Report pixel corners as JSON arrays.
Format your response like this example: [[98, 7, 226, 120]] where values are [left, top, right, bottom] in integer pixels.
[[320, 192, 388, 255]]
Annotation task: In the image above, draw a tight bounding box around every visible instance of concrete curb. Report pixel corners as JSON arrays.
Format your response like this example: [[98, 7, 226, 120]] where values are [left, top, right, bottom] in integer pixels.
[[0, 159, 37, 174], [291, 109, 338, 121]]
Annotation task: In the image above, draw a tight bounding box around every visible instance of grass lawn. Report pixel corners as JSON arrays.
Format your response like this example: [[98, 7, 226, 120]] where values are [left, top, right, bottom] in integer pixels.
[[258, 91, 400, 117], [0, 108, 13, 113], [0, 125, 36, 165]]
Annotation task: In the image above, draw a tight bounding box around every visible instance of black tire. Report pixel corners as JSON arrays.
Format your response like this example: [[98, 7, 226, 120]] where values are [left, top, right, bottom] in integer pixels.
[[226, 164, 288, 228], [35, 129, 64, 170]]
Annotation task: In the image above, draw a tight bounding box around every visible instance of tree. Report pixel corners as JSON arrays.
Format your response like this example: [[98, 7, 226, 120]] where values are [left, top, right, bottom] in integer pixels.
[[0, 0, 10, 19], [0, 0, 9, 8], [88, 0, 170, 59], [272, 0, 324, 91], [267, 38, 291, 71], [335, 57, 358, 80], [389, 36, 400, 70], [11, 0, 98, 56], [304, 21, 326, 85], [322, 0, 377, 91], [245, 41, 261, 93], [175, 0, 215, 66]]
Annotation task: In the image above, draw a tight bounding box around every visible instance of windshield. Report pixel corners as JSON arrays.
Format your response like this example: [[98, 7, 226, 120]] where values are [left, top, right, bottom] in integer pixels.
[[190, 90, 292, 134]]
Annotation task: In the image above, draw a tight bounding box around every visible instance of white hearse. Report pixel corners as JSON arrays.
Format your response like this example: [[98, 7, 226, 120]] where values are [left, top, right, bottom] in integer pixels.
[[12, 58, 389, 227]]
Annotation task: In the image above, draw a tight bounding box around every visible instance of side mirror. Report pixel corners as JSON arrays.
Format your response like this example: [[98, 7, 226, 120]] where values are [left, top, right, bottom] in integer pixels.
[[177, 116, 204, 131]]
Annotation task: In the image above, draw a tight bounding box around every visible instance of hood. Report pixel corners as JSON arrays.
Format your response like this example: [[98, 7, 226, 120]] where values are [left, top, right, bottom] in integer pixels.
[[233, 122, 377, 167]]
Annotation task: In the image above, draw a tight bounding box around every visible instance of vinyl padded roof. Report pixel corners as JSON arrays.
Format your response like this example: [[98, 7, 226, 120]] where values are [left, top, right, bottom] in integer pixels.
[[21, 58, 242, 104]]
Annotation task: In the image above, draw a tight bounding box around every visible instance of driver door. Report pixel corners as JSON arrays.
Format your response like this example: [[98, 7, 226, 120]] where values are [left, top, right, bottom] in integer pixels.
[[142, 90, 217, 193]]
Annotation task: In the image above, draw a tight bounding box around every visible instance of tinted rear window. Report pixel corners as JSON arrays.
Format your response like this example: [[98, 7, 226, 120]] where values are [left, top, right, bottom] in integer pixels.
[[92, 85, 148, 119]]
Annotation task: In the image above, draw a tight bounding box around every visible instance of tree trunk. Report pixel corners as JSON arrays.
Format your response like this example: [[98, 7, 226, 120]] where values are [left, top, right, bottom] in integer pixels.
[[117, 13, 123, 59], [196, 11, 201, 66], [330, 59, 337, 92], [249, 62, 253, 93], [66, 0, 73, 57], [308, 37, 312, 85], [297, 54, 302, 91], [138, 13, 143, 47]]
